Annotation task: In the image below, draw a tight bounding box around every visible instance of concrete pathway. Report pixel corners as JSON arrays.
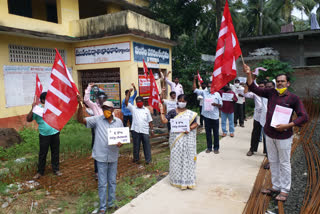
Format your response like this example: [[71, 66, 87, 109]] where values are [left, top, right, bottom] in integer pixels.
[[115, 118, 265, 214]]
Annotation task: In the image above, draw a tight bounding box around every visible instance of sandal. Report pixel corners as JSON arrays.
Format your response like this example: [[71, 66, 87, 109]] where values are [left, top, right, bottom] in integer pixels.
[[261, 188, 280, 196], [275, 192, 289, 202]]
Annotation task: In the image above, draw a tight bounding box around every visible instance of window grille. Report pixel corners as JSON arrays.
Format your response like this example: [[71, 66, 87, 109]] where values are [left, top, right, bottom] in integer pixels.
[[9, 44, 66, 64]]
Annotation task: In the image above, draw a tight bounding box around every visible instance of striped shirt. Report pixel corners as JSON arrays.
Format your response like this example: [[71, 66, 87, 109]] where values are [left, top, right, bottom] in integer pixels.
[[86, 116, 123, 162], [127, 103, 153, 134]]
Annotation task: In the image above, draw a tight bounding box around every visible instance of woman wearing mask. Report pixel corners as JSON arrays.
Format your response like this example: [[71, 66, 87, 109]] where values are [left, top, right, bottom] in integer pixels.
[[159, 94, 198, 189]]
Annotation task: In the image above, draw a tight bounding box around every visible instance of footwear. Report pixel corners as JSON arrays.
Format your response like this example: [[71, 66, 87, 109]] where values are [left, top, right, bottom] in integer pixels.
[[33, 173, 42, 179], [234, 124, 237, 127], [240, 124, 245, 127], [247, 151, 254, 156], [205, 149, 211, 153], [98, 210, 105, 214], [213, 150, 219, 154], [261, 188, 280, 196], [230, 133, 234, 137], [107, 205, 118, 210], [264, 163, 270, 170], [95, 173, 98, 180], [222, 133, 227, 137], [275, 192, 289, 202], [54, 171, 62, 176]]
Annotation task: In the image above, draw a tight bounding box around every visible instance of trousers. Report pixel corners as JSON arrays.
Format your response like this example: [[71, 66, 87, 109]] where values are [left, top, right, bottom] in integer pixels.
[[38, 133, 60, 175]]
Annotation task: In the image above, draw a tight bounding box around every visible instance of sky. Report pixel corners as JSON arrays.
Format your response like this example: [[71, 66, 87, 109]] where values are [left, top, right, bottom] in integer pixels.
[[292, 6, 318, 20]]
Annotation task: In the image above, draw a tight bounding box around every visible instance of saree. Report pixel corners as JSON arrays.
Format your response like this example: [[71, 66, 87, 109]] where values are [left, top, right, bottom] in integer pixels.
[[168, 109, 198, 189]]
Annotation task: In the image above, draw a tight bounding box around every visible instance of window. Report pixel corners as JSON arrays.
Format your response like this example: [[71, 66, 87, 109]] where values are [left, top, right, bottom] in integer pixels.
[[8, 0, 58, 23], [306, 57, 320, 66]]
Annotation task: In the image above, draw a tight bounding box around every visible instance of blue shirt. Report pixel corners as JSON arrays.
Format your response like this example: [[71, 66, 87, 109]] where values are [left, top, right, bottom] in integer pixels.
[[194, 89, 223, 120], [86, 116, 123, 162], [33, 105, 59, 136], [121, 91, 137, 116]]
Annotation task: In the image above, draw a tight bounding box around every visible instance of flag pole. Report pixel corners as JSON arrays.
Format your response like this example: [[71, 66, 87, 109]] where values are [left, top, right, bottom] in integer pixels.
[[240, 54, 245, 65]]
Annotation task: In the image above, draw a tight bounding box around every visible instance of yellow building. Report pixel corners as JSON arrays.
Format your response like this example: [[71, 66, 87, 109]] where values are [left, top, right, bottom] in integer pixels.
[[0, 0, 174, 129]]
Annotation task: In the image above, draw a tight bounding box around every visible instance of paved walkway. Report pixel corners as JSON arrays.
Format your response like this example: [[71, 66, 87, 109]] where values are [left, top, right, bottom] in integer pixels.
[[115, 118, 265, 214]]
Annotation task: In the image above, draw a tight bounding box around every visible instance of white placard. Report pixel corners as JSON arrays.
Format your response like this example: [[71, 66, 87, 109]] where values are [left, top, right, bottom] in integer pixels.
[[222, 93, 234, 101], [238, 77, 247, 83], [32, 105, 44, 117], [203, 98, 213, 111], [107, 127, 131, 145], [270, 105, 293, 128], [75, 42, 130, 64], [170, 118, 190, 133]]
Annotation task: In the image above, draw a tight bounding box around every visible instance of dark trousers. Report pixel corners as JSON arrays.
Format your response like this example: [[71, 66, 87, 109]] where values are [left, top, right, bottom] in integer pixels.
[[243, 102, 246, 120], [250, 120, 265, 152], [38, 133, 60, 175], [123, 115, 133, 127], [204, 118, 220, 151], [91, 128, 98, 173], [199, 106, 204, 126], [262, 128, 267, 156], [132, 131, 152, 163], [234, 103, 244, 125]]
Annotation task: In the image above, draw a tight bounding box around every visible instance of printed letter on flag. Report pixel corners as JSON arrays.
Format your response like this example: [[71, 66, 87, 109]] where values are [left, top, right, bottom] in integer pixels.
[[43, 49, 79, 131], [197, 71, 204, 84], [211, 0, 242, 94], [34, 74, 43, 104], [148, 70, 161, 112], [143, 59, 149, 78]]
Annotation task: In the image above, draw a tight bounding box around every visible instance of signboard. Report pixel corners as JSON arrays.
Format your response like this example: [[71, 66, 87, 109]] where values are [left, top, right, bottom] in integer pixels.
[[170, 118, 190, 133], [222, 93, 234, 101], [3, 65, 71, 107], [107, 127, 131, 145], [138, 75, 150, 97], [133, 42, 170, 65], [94, 83, 121, 108], [75, 42, 130, 65], [238, 77, 247, 83]]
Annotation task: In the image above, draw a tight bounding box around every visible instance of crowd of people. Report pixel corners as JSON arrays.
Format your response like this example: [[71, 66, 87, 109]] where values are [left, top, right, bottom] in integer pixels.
[[27, 66, 308, 213]]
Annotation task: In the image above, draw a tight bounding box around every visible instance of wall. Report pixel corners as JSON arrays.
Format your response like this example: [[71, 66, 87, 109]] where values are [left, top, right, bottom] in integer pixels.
[[291, 66, 320, 98]]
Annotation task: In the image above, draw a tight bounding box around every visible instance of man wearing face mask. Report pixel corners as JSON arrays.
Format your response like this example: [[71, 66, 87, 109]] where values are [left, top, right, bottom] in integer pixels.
[[218, 84, 238, 137], [125, 87, 154, 164], [231, 79, 245, 127], [27, 92, 61, 179], [244, 64, 308, 202], [193, 76, 223, 154], [77, 96, 123, 213]]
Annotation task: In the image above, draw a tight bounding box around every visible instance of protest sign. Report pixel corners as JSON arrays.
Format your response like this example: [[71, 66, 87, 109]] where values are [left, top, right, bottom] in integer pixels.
[[107, 127, 131, 145], [170, 118, 190, 133], [222, 93, 234, 101], [270, 105, 293, 128], [32, 105, 44, 117], [204, 98, 214, 111]]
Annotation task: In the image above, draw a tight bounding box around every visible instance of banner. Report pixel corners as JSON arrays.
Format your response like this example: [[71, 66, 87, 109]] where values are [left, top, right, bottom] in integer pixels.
[[133, 42, 170, 64], [94, 83, 121, 108], [138, 75, 150, 97], [75, 42, 130, 64]]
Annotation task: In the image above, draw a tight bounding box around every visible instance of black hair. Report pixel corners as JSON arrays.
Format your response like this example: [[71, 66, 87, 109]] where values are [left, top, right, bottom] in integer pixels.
[[275, 73, 290, 82], [136, 96, 143, 102], [266, 81, 275, 87], [257, 80, 265, 85], [177, 94, 186, 101], [174, 77, 179, 80], [125, 90, 129, 95], [40, 92, 47, 101], [169, 91, 176, 96], [235, 79, 240, 83], [97, 91, 106, 97]]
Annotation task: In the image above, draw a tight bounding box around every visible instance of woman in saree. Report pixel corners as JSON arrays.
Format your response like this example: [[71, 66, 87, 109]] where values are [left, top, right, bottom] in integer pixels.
[[159, 94, 198, 189]]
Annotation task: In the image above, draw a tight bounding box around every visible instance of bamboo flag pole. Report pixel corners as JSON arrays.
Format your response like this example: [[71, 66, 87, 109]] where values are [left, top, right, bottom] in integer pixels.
[[240, 54, 245, 65]]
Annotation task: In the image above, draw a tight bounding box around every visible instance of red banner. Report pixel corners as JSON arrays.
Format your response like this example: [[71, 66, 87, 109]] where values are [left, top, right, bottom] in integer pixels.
[[138, 75, 150, 97], [148, 70, 161, 112]]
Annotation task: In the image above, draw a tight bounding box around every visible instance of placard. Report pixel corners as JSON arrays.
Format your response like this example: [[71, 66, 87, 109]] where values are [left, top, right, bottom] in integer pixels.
[[238, 77, 247, 83], [32, 105, 44, 117], [133, 42, 170, 64], [203, 98, 214, 111], [222, 93, 234, 101], [95, 83, 121, 108], [138, 75, 150, 97], [170, 118, 190, 133], [107, 127, 131, 145], [270, 105, 293, 128], [75, 42, 130, 65]]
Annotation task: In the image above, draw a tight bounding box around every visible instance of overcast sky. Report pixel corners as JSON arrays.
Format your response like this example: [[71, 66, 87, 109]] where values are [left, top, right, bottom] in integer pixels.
[[292, 6, 318, 20]]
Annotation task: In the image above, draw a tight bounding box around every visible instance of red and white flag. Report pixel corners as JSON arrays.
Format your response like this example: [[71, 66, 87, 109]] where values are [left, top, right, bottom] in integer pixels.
[[148, 70, 161, 112], [43, 49, 79, 131], [143, 59, 149, 78], [34, 74, 43, 103], [197, 71, 204, 84], [211, 0, 242, 93]]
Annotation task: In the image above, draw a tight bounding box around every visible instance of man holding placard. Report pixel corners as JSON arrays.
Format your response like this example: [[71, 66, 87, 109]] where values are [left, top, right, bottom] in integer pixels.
[[193, 76, 223, 154], [231, 79, 245, 127], [244, 64, 308, 202], [77, 96, 123, 213]]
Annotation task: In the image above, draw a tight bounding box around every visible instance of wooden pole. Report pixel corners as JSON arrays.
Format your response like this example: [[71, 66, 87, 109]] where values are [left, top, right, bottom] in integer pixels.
[[240, 54, 245, 65]]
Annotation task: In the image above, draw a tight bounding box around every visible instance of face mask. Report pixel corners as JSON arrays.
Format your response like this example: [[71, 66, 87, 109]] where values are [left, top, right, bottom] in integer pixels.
[[103, 110, 112, 119], [177, 102, 187, 108], [276, 88, 287, 95], [136, 102, 144, 108], [234, 83, 240, 87]]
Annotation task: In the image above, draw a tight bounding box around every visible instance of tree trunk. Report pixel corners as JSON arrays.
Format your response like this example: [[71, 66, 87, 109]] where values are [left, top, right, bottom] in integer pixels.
[[216, 0, 222, 33], [258, 0, 264, 35]]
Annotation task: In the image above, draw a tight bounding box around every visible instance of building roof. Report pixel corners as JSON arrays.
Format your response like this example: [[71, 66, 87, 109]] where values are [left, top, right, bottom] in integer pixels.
[[239, 30, 320, 42]]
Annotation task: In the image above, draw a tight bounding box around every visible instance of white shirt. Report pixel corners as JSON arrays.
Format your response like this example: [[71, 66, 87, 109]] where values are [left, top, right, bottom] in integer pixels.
[[231, 84, 245, 104], [260, 97, 268, 127], [163, 99, 177, 113], [244, 92, 263, 123], [165, 79, 184, 98], [194, 89, 222, 120], [197, 87, 206, 106], [127, 103, 153, 134]]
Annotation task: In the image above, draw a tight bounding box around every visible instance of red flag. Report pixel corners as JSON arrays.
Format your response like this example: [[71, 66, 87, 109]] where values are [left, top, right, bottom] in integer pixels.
[[197, 71, 204, 84], [148, 70, 161, 112], [43, 49, 79, 131], [211, 0, 242, 94], [143, 59, 149, 78], [34, 74, 43, 103]]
